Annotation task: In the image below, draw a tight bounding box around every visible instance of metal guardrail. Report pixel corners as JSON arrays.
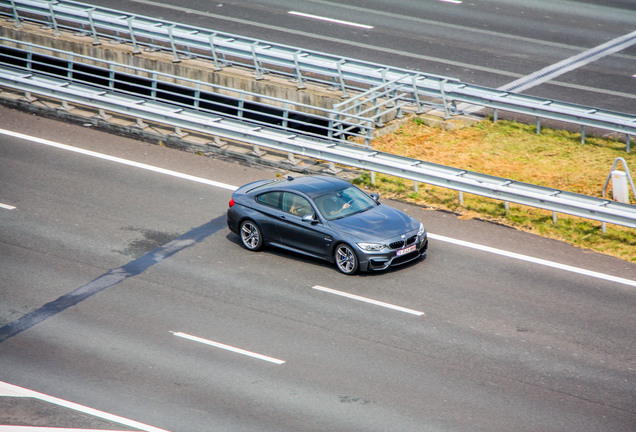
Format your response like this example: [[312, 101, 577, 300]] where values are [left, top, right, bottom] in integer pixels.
[[2, 65, 635, 229], [1, 0, 634, 151], [0, 37, 379, 144]]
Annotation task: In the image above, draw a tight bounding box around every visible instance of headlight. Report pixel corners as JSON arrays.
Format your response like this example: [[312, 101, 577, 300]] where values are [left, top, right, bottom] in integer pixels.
[[356, 242, 385, 251], [417, 223, 426, 237]]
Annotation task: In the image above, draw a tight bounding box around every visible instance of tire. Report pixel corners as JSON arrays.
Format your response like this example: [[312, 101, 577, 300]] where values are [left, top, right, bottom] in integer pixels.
[[240, 220, 263, 251], [334, 243, 359, 275]]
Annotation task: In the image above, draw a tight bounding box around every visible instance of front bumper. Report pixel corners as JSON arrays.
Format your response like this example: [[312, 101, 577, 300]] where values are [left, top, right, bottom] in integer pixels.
[[357, 234, 428, 272]]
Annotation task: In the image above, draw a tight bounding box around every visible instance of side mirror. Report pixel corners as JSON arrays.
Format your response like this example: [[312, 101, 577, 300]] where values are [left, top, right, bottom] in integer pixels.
[[302, 213, 319, 224], [369, 193, 380, 202]]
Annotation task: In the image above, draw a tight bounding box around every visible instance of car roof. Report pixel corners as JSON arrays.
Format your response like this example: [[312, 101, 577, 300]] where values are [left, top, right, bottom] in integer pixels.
[[250, 175, 350, 198]]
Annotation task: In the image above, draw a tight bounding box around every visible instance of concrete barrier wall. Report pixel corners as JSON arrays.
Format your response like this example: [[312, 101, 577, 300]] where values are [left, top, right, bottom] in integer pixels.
[[0, 20, 344, 116]]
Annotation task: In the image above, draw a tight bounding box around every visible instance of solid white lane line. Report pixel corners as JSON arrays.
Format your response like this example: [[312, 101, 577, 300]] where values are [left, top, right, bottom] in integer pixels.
[[0, 128, 238, 191], [0, 203, 16, 210], [6, 127, 632, 288], [171, 331, 286, 365], [312, 285, 425, 316], [0, 381, 170, 432], [428, 233, 636, 288], [288, 11, 373, 29], [438, 0, 462, 4]]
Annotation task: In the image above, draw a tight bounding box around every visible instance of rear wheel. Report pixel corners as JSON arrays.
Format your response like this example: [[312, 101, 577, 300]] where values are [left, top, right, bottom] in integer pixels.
[[240, 220, 263, 251], [334, 243, 358, 275]]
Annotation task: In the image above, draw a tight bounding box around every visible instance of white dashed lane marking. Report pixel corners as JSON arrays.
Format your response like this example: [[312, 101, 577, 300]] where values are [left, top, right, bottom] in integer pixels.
[[171, 331, 286, 365], [312, 285, 425, 316]]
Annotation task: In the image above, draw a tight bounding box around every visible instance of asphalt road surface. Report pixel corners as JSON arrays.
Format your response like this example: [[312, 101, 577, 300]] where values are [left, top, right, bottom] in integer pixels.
[[79, 0, 636, 114], [1, 107, 635, 431]]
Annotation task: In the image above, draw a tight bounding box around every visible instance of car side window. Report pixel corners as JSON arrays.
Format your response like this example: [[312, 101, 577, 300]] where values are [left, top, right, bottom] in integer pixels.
[[256, 191, 283, 209], [282, 193, 314, 217]]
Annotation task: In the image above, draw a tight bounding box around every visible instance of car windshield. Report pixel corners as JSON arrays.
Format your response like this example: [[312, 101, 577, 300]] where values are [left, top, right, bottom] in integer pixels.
[[313, 186, 377, 220]]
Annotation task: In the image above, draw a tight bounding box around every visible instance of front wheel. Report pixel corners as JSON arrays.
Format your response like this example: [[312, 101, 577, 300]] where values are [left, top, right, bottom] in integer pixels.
[[334, 244, 359, 275], [240, 220, 263, 251]]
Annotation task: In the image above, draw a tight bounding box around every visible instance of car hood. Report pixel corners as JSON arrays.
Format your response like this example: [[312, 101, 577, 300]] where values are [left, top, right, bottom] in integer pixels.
[[327, 204, 418, 240]]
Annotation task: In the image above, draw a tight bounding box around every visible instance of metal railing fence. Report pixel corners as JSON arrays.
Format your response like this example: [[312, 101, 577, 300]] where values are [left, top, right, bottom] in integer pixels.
[[1, 64, 635, 229], [1, 0, 634, 150]]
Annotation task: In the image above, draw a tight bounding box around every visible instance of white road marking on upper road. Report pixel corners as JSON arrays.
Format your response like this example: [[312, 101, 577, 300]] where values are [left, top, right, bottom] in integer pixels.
[[312, 285, 425, 316], [0, 128, 238, 191], [288, 11, 373, 29], [0, 203, 16, 210], [438, 0, 462, 4], [428, 233, 636, 288], [0, 381, 171, 432], [500, 30, 636, 93], [6, 128, 633, 288], [171, 331, 286, 365]]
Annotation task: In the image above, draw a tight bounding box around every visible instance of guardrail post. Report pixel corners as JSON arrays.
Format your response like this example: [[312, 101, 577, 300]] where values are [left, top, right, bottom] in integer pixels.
[[581, 125, 586, 144], [9, 0, 22, 28], [282, 103, 289, 129], [251, 145, 266, 157], [251, 43, 263, 80], [208, 34, 222, 71], [193, 84, 200, 109], [293, 51, 306, 89], [21, 91, 37, 103], [493, 109, 498, 122], [327, 115, 334, 141], [536, 117, 541, 134], [459, 191, 464, 206], [412, 75, 424, 114], [170, 127, 188, 138], [627, 134, 631, 153], [167, 25, 181, 63], [439, 79, 450, 118], [374, 96, 384, 127], [207, 135, 227, 148], [136, 118, 148, 129], [96, 108, 112, 120], [150, 73, 157, 98], [47, 2, 60, 36], [126, 17, 142, 54], [336, 60, 348, 97], [84, 8, 101, 46], [553, 211, 558, 225], [396, 101, 404, 119], [59, 100, 74, 111], [286, 152, 301, 165]]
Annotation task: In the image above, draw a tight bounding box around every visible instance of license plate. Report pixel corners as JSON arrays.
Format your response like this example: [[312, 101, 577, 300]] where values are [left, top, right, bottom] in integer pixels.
[[396, 244, 416, 256]]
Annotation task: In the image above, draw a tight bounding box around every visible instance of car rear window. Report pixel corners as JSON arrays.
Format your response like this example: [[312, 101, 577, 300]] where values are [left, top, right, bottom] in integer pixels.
[[247, 179, 284, 193]]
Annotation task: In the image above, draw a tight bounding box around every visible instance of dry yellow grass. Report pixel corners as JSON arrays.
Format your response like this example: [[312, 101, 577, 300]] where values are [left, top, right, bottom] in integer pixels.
[[357, 118, 636, 262]]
